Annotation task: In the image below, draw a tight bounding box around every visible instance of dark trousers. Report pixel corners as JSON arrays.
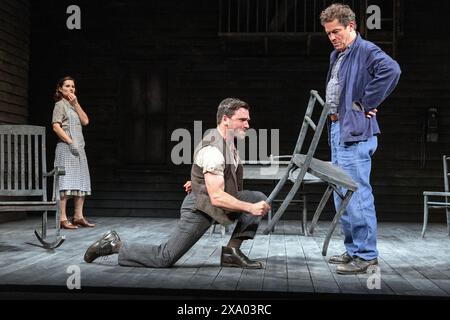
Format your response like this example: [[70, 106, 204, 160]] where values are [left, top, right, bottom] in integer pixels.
[[118, 190, 266, 267]]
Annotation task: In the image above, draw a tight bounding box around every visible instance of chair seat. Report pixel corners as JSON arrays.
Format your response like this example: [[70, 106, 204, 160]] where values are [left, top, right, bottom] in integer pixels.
[[291, 154, 357, 191], [0, 201, 57, 205], [0, 201, 57, 212]]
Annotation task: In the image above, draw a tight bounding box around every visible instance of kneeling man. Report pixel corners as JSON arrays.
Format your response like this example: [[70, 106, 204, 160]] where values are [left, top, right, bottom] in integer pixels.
[[84, 98, 270, 269]]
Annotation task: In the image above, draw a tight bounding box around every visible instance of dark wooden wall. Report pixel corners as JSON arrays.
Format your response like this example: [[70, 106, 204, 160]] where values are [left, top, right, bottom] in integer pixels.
[[0, 0, 30, 124], [0, 0, 30, 222], [20, 0, 450, 222]]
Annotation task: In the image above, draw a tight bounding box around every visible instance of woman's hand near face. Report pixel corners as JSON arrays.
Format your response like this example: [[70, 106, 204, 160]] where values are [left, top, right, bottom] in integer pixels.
[[66, 92, 79, 107]]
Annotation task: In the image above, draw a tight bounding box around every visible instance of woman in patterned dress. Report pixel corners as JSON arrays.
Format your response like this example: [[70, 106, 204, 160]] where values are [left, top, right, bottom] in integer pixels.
[[52, 76, 95, 229]]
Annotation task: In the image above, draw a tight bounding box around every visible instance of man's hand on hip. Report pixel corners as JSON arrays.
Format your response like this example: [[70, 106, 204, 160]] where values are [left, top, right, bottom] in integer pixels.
[[365, 108, 378, 119]]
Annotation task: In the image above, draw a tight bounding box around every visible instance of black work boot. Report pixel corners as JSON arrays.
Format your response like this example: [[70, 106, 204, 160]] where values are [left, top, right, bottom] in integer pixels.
[[84, 230, 122, 263], [220, 246, 264, 269]]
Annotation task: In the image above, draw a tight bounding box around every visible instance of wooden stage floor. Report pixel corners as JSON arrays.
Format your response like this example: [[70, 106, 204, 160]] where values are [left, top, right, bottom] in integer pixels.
[[1, 216, 450, 300]]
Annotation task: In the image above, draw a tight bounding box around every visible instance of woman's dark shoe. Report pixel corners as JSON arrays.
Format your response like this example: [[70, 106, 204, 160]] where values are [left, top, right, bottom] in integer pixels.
[[84, 230, 122, 263], [60, 220, 78, 229], [220, 246, 264, 269], [72, 217, 95, 227]]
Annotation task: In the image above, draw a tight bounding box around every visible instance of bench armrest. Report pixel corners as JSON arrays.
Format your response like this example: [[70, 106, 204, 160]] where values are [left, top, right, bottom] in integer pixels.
[[43, 166, 65, 201]]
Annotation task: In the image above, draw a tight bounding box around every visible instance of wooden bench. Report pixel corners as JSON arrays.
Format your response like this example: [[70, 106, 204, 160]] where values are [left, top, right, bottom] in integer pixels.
[[0, 125, 65, 249]]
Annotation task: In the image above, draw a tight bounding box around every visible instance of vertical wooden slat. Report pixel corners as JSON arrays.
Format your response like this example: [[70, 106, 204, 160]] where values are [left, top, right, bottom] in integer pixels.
[[313, 0, 316, 32], [7, 134, 11, 190], [14, 134, 18, 190], [275, 0, 278, 32], [303, 0, 307, 32], [246, 0, 249, 32], [218, 0, 222, 33], [0, 134, 4, 190], [20, 134, 25, 190], [256, 0, 259, 32], [228, 0, 231, 32], [237, 0, 240, 32], [28, 134, 32, 189], [294, 0, 297, 33], [34, 135, 39, 189], [284, 0, 287, 32]]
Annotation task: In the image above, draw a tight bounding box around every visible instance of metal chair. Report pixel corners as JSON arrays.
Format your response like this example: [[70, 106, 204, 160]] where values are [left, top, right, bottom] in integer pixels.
[[0, 125, 66, 249], [262, 90, 357, 256], [422, 155, 450, 238]]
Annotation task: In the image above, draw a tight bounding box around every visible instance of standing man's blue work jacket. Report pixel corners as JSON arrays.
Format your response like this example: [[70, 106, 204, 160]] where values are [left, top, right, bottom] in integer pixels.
[[326, 33, 401, 144]]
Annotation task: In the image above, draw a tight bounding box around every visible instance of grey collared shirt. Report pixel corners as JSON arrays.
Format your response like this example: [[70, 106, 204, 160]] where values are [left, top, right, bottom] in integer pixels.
[[326, 48, 350, 115]]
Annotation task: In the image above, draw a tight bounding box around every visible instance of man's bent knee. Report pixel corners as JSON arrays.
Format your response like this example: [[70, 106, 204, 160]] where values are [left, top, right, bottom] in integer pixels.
[[253, 191, 267, 202]]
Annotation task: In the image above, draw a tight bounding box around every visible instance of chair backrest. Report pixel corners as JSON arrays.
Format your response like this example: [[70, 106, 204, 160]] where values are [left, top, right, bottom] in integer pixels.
[[292, 90, 329, 159], [285, 90, 329, 178], [266, 90, 329, 203], [443, 155, 450, 192], [0, 125, 47, 199]]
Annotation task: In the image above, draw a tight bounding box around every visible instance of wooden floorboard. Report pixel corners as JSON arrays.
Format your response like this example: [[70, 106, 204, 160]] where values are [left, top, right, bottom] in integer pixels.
[[0, 217, 449, 298]]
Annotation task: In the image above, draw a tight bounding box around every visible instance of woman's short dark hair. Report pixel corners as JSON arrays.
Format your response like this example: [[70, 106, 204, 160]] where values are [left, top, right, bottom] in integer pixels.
[[54, 76, 75, 102], [216, 98, 250, 125]]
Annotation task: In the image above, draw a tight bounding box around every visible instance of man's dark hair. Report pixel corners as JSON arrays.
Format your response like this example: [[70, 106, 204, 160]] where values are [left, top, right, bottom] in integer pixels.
[[320, 3, 356, 28], [216, 98, 249, 125]]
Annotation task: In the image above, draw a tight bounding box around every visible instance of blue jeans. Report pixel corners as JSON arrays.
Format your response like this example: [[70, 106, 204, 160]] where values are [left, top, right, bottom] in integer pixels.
[[330, 122, 378, 260]]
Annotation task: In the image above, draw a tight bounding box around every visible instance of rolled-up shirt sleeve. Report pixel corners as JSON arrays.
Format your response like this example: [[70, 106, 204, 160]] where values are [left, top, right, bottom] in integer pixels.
[[195, 146, 225, 176]]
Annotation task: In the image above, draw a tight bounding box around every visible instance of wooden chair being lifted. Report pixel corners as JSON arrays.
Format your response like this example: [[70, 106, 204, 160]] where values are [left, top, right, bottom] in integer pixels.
[[0, 125, 65, 249], [262, 90, 358, 256]]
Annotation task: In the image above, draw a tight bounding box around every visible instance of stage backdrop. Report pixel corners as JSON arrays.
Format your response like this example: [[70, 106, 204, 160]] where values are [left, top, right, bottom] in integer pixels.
[[1, 0, 449, 223]]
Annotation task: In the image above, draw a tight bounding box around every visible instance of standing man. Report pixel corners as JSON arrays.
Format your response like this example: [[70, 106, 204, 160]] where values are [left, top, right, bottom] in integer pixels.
[[83, 98, 270, 269], [320, 3, 401, 274]]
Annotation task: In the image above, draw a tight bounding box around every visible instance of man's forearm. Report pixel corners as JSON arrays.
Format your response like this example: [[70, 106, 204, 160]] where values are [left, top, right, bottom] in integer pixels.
[[210, 190, 252, 213]]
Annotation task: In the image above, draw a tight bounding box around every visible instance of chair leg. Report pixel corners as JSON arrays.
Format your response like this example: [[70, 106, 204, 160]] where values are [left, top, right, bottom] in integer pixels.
[[55, 202, 62, 237], [446, 207, 450, 237], [308, 185, 333, 235], [34, 209, 65, 249], [302, 194, 307, 236], [266, 209, 275, 233], [209, 224, 214, 238], [34, 229, 65, 249], [322, 190, 353, 256], [221, 225, 226, 237], [263, 178, 303, 234], [421, 196, 428, 238], [42, 210, 48, 239]]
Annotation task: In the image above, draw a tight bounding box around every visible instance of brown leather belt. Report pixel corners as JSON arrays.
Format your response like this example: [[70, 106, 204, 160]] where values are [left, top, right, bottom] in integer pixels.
[[329, 113, 339, 122]]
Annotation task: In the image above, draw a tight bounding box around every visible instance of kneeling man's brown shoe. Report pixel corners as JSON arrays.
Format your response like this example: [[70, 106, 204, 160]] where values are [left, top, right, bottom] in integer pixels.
[[84, 230, 122, 263], [220, 246, 264, 269], [336, 257, 378, 275]]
